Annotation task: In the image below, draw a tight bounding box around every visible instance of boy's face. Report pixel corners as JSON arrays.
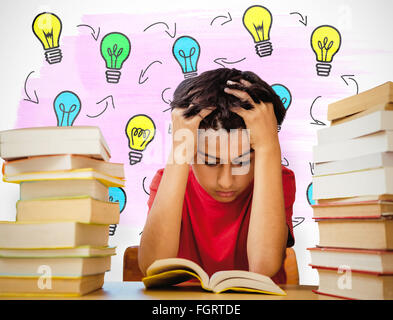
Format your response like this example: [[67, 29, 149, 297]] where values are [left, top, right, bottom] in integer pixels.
[[192, 128, 255, 203]]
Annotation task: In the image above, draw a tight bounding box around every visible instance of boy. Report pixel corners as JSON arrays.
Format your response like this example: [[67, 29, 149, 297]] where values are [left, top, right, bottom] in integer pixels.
[[139, 68, 296, 284]]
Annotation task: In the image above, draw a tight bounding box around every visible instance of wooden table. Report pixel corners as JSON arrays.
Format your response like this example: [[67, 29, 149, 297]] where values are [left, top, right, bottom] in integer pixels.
[[0, 282, 335, 300]]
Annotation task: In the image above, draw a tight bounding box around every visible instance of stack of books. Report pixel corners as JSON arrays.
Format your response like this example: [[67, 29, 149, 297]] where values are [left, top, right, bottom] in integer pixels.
[[0, 126, 125, 297], [309, 82, 393, 300]]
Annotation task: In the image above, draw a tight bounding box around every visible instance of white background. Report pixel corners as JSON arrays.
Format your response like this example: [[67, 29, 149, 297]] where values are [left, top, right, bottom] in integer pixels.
[[0, 0, 392, 285]]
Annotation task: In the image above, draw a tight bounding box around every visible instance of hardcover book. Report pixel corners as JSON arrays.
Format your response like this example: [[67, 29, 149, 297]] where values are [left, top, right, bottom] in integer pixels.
[[0, 126, 111, 161], [327, 81, 393, 121], [16, 196, 120, 225]]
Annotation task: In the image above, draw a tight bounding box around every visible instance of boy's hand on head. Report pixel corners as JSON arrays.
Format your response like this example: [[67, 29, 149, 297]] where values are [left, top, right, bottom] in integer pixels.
[[170, 106, 214, 164], [224, 79, 280, 153]]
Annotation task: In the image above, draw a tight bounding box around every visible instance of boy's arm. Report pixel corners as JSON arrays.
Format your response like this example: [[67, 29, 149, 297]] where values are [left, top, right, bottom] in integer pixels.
[[138, 107, 214, 275], [224, 80, 288, 277], [138, 152, 189, 275], [247, 145, 288, 277]]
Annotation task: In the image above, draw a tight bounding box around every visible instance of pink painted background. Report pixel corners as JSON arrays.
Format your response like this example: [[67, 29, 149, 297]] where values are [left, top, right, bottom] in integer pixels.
[[15, 10, 370, 229]]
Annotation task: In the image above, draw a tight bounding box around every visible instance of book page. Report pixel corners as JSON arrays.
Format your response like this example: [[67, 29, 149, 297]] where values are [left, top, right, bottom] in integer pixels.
[[209, 270, 275, 288], [212, 278, 286, 295], [142, 269, 202, 289], [145, 258, 209, 287]]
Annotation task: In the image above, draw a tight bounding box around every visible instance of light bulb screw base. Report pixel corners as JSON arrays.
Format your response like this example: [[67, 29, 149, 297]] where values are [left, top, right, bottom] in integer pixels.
[[255, 41, 273, 57], [106, 70, 122, 83], [184, 72, 198, 79], [129, 151, 143, 165], [316, 63, 332, 77], [45, 48, 62, 64], [109, 224, 117, 236]]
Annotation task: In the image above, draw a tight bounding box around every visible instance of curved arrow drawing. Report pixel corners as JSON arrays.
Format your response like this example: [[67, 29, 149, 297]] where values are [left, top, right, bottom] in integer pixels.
[[142, 177, 150, 195], [161, 88, 173, 112], [341, 75, 359, 95], [161, 87, 172, 105], [281, 157, 289, 167], [310, 96, 326, 126], [309, 162, 315, 175], [86, 95, 115, 118], [290, 12, 307, 26], [143, 21, 177, 38], [76, 24, 100, 41], [213, 57, 246, 68], [23, 71, 39, 104], [139, 60, 163, 84], [210, 12, 232, 26], [163, 106, 172, 113], [292, 217, 305, 228]]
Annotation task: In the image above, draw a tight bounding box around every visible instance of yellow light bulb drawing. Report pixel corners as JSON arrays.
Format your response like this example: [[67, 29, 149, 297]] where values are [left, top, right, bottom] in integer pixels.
[[125, 114, 156, 165], [32, 12, 63, 64], [311, 25, 342, 77], [243, 5, 273, 57]]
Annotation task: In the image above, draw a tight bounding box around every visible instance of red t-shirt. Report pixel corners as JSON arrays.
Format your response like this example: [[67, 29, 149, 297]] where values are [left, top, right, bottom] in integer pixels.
[[146, 165, 296, 284]]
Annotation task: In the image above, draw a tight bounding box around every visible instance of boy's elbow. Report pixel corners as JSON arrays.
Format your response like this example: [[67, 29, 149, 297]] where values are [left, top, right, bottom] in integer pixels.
[[137, 246, 149, 277], [139, 265, 147, 278], [138, 261, 146, 278], [248, 261, 281, 278], [248, 251, 285, 278]]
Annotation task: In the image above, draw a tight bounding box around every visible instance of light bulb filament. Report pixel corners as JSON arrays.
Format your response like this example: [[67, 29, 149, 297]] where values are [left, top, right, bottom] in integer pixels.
[[59, 103, 77, 126], [107, 44, 124, 68], [178, 47, 196, 72], [317, 37, 334, 62], [131, 127, 151, 148], [253, 22, 265, 41], [41, 28, 55, 48]]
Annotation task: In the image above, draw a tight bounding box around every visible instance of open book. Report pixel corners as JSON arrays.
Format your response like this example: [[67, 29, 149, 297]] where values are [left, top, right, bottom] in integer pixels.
[[142, 258, 286, 295]]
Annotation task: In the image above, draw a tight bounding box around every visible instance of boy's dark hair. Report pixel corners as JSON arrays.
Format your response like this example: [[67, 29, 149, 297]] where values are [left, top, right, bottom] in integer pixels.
[[170, 68, 286, 131]]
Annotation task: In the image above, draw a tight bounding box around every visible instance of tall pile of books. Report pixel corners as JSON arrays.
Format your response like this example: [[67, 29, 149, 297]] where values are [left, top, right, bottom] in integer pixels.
[[0, 126, 125, 297], [309, 81, 393, 300]]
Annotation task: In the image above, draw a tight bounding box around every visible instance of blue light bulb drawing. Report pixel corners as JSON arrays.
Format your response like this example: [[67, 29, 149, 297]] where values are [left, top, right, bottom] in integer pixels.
[[272, 84, 291, 132], [108, 187, 127, 236], [172, 36, 200, 78], [109, 187, 127, 213], [306, 182, 316, 206], [53, 91, 81, 126], [272, 84, 292, 110]]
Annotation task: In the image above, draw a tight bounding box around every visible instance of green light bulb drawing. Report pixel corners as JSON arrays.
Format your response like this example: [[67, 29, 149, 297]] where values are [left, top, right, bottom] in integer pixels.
[[100, 32, 131, 83]]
